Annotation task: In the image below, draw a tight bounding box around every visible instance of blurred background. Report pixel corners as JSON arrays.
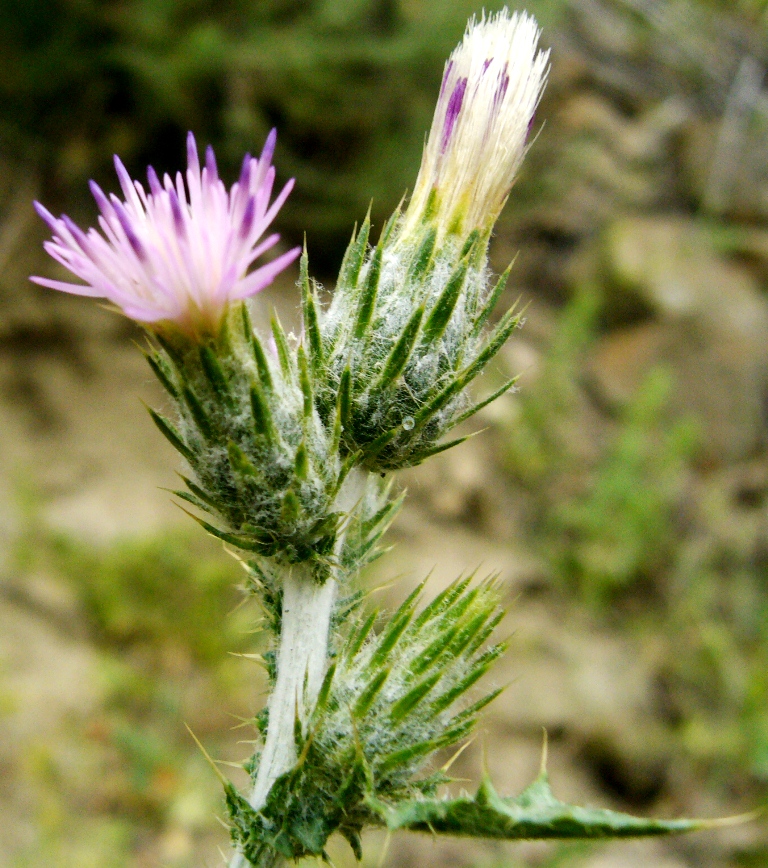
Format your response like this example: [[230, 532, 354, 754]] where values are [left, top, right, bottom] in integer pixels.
[[2, 0, 768, 865]]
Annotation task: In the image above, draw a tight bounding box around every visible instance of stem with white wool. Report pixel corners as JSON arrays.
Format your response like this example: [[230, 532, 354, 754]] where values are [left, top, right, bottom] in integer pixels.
[[229, 468, 368, 868]]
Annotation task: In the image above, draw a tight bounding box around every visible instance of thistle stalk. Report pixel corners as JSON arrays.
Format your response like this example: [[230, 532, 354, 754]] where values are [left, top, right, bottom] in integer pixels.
[[230, 467, 368, 868]]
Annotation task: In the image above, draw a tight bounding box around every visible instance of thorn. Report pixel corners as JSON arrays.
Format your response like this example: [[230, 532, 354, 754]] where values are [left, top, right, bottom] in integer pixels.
[[539, 727, 549, 776], [441, 735, 476, 773], [376, 830, 392, 868], [185, 723, 229, 786], [480, 740, 489, 780], [699, 808, 764, 829]]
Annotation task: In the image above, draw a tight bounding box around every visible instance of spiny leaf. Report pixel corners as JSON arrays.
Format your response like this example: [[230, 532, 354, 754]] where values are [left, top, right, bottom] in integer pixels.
[[145, 353, 179, 399], [450, 686, 505, 724], [422, 257, 469, 345], [339, 211, 370, 288], [473, 262, 513, 336], [300, 245, 323, 371], [346, 609, 379, 660], [448, 377, 518, 430], [407, 227, 437, 282], [412, 307, 521, 431], [464, 610, 504, 657], [179, 508, 269, 552], [199, 345, 232, 406], [249, 329, 273, 390], [173, 489, 215, 515], [411, 575, 474, 632], [240, 299, 254, 342], [338, 366, 352, 428], [340, 829, 363, 862], [379, 206, 401, 247], [295, 441, 309, 480], [374, 305, 424, 390], [149, 408, 195, 463], [297, 346, 313, 420], [376, 737, 442, 774], [271, 312, 293, 378], [354, 242, 383, 340], [461, 306, 523, 386], [354, 668, 390, 717], [460, 228, 481, 259], [228, 441, 260, 479], [313, 662, 336, 720], [421, 188, 438, 225], [180, 475, 223, 511], [429, 646, 504, 715], [370, 608, 413, 667], [250, 382, 274, 439], [366, 772, 706, 840], [390, 671, 442, 722], [359, 490, 405, 539], [281, 489, 301, 525], [410, 433, 473, 464], [182, 386, 214, 439], [361, 426, 399, 463]]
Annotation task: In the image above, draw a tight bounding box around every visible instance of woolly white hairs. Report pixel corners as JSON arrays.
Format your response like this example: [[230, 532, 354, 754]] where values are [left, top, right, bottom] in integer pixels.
[[404, 9, 549, 238]]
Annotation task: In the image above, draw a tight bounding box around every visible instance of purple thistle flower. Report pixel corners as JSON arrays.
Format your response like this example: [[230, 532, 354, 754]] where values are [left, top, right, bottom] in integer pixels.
[[32, 131, 301, 335], [403, 9, 549, 239]]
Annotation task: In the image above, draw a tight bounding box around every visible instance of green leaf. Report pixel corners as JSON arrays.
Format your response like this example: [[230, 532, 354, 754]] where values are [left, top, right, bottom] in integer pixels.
[[473, 262, 513, 336], [300, 245, 324, 371], [461, 305, 523, 386], [182, 386, 214, 440], [354, 668, 390, 717], [346, 608, 378, 659], [422, 257, 469, 345], [459, 229, 481, 259], [390, 671, 441, 721], [295, 440, 309, 480], [407, 228, 437, 282], [379, 205, 401, 247], [367, 772, 704, 840], [199, 345, 232, 407], [339, 212, 370, 289], [228, 441, 259, 480], [297, 346, 313, 420], [249, 330, 274, 391], [354, 242, 383, 340], [281, 489, 301, 525], [148, 409, 195, 463], [374, 305, 424, 390], [271, 312, 294, 378], [250, 382, 274, 440], [338, 366, 352, 428], [145, 352, 180, 399], [448, 377, 518, 430]]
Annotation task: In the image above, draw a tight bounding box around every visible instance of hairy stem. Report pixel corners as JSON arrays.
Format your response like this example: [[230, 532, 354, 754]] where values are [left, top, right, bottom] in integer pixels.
[[229, 467, 368, 868]]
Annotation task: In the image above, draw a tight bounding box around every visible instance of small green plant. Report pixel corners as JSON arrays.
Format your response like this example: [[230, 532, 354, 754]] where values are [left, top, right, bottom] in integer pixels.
[[553, 368, 698, 604], [505, 291, 698, 605]]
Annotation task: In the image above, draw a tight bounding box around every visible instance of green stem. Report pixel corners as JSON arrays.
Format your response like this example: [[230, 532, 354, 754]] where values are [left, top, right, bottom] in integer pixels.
[[229, 467, 368, 868]]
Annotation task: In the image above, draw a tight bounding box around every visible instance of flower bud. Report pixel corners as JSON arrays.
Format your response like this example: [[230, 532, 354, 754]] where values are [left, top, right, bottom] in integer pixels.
[[403, 9, 549, 240], [311, 9, 547, 472]]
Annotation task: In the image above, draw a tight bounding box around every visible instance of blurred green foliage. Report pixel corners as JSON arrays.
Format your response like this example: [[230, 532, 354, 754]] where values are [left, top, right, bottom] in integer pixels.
[[8, 523, 260, 865], [505, 290, 698, 605], [14, 525, 252, 663], [0, 0, 563, 270]]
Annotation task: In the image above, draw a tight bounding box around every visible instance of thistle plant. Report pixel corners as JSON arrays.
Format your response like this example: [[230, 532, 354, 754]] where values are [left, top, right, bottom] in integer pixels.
[[32, 9, 715, 867]]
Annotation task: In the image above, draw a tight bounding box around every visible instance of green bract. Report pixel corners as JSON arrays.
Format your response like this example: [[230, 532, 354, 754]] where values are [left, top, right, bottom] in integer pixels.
[[147, 303, 351, 571], [309, 213, 521, 471]]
